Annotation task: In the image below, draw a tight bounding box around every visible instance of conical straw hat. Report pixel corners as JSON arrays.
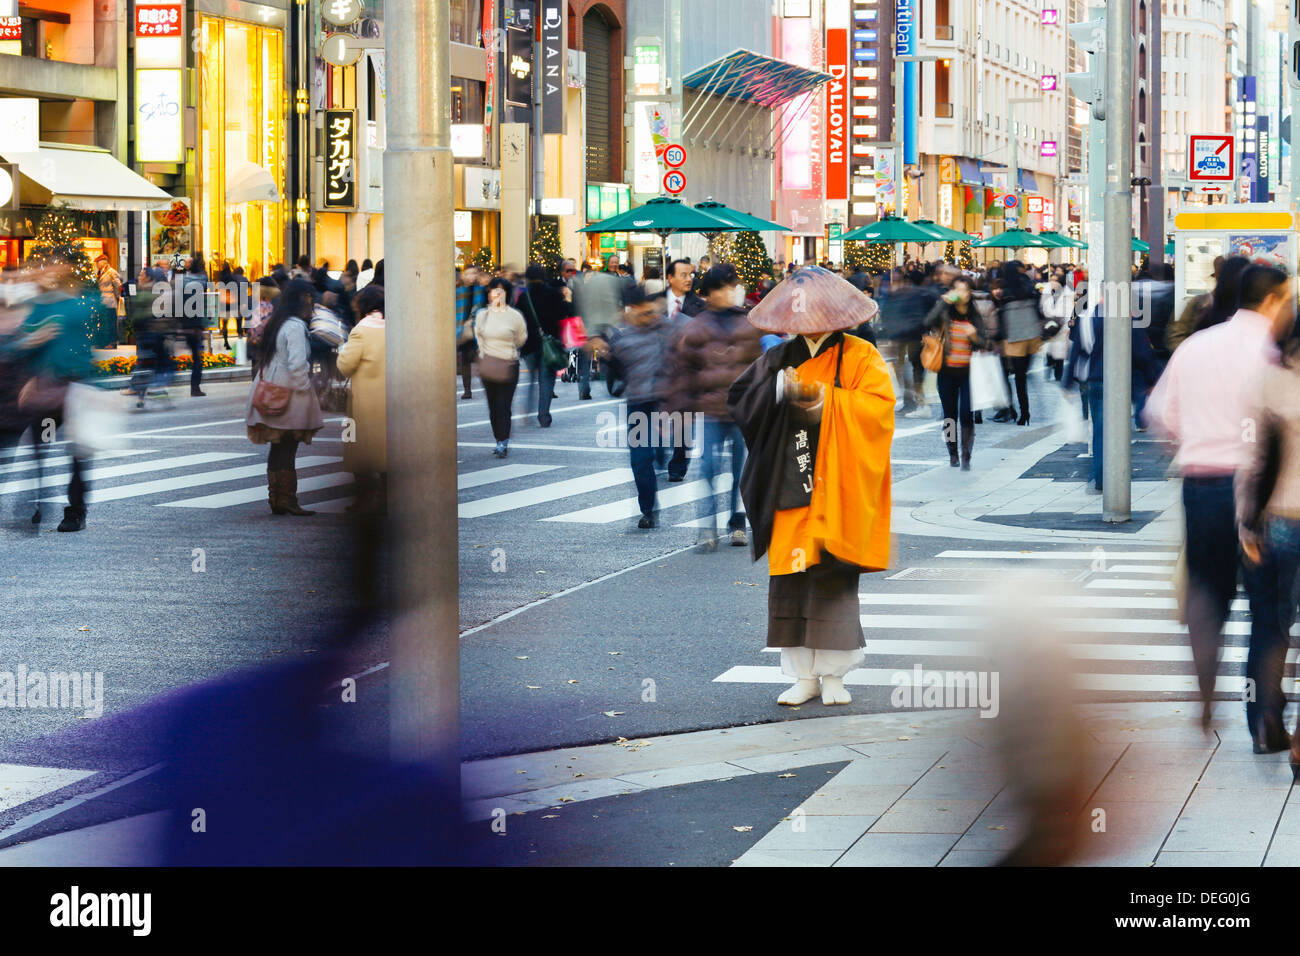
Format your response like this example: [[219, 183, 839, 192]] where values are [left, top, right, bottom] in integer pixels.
[[747, 265, 879, 334]]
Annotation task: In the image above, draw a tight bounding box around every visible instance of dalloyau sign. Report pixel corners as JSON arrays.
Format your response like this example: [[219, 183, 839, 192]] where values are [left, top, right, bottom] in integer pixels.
[[541, 0, 565, 134], [824, 10, 849, 202]]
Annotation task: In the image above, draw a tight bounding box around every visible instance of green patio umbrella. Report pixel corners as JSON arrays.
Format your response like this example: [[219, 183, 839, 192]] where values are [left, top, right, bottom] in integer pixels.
[[839, 216, 940, 244], [913, 219, 972, 242], [1132, 237, 1151, 253], [693, 200, 790, 233], [578, 196, 741, 266], [970, 228, 1058, 249], [1036, 230, 1087, 249]]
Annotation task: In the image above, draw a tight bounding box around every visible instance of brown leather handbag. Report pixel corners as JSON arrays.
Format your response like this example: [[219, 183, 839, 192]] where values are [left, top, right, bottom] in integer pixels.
[[920, 329, 946, 373], [251, 379, 292, 417]]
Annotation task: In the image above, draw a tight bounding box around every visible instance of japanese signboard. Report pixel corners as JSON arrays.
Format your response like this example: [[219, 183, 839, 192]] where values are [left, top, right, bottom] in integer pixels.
[[1189, 134, 1235, 181], [135, 4, 182, 36], [323, 109, 356, 209]]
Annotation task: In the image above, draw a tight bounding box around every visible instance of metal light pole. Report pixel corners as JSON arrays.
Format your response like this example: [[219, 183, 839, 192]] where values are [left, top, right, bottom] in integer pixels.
[[892, 52, 944, 221], [1008, 97, 1038, 232], [1103, 0, 1133, 522], [385, 0, 459, 787]]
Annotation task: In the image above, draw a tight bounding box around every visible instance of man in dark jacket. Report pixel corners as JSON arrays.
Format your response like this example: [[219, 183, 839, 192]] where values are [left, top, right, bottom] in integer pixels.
[[661, 264, 762, 551], [877, 270, 938, 413], [178, 254, 211, 396], [660, 259, 705, 479]]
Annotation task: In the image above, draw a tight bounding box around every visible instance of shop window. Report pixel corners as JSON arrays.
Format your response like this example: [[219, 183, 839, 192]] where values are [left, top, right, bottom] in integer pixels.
[[196, 15, 286, 278], [451, 76, 485, 124], [450, 0, 482, 46]]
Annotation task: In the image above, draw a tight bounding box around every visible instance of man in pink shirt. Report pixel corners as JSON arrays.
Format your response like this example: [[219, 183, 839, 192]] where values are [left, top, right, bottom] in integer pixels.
[[1145, 265, 1296, 750]]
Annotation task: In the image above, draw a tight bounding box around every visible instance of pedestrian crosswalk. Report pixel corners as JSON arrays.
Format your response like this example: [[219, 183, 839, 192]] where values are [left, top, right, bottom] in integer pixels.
[[711, 548, 1284, 700]]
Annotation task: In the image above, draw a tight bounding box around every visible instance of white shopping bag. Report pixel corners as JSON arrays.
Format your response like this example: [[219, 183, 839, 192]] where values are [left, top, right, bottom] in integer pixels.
[[1057, 389, 1088, 444], [968, 352, 1010, 411], [63, 382, 127, 457]]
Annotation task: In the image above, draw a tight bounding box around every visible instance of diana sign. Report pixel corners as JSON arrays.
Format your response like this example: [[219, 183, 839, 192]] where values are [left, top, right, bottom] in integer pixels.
[[541, 0, 565, 134]]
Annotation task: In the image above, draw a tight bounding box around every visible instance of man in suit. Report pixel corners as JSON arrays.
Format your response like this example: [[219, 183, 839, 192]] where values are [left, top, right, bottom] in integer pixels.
[[658, 258, 706, 481]]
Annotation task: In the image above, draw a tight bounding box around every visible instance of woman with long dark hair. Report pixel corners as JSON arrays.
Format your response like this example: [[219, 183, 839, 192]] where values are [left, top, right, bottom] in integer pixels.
[[993, 260, 1044, 425], [245, 278, 324, 515], [1193, 255, 1251, 334], [925, 276, 988, 469]]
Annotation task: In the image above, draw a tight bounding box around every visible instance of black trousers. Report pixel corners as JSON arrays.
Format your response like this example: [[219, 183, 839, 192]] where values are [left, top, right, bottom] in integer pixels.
[[482, 363, 520, 441], [1008, 354, 1031, 417], [184, 332, 204, 392]]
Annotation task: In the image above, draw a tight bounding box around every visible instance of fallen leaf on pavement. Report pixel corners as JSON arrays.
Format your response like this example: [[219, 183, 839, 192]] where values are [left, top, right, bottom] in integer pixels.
[[603, 711, 625, 717], [988, 825, 1007, 830], [515, 656, 528, 660], [76, 627, 90, 632], [777, 773, 797, 778], [732, 826, 753, 832], [557, 796, 575, 803], [566, 679, 579, 684], [898, 736, 911, 741], [526, 685, 541, 689]]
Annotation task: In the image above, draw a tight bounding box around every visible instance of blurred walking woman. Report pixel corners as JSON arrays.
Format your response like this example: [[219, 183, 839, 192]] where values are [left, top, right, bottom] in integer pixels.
[[925, 276, 987, 470], [475, 276, 528, 458], [246, 278, 324, 515], [336, 283, 386, 513]]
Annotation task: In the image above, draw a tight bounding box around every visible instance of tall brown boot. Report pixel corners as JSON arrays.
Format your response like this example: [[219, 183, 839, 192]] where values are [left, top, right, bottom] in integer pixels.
[[267, 469, 288, 515], [277, 469, 315, 516]]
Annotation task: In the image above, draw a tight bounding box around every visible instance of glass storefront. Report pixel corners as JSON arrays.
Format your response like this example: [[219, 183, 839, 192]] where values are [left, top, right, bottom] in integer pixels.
[[196, 15, 286, 278]]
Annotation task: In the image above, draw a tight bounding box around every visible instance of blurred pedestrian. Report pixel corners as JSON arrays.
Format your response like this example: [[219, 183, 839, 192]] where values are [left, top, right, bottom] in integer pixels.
[[518, 264, 567, 427], [592, 288, 674, 528], [179, 254, 210, 396], [661, 263, 762, 551], [336, 283, 386, 515], [474, 277, 528, 458], [455, 266, 485, 399], [246, 278, 324, 516], [994, 261, 1044, 426], [1147, 264, 1296, 744]]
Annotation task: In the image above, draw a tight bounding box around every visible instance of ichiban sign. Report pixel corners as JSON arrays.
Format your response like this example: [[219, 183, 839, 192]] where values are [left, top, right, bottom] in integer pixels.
[[324, 109, 356, 209]]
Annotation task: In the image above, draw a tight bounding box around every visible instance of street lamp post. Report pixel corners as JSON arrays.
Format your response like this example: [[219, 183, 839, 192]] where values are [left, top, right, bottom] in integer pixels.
[[384, 0, 460, 791], [892, 53, 944, 221]]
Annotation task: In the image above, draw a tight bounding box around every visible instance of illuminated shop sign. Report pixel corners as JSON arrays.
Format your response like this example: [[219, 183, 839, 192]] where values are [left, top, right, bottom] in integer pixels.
[[324, 109, 356, 209]]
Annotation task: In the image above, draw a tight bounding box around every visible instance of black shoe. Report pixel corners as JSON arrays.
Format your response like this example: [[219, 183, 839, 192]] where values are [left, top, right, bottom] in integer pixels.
[[1252, 713, 1291, 754], [637, 513, 657, 529], [56, 508, 85, 533], [191, 389, 206, 397], [461, 390, 472, 400], [992, 409, 1014, 423], [539, 417, 552, 428], [973, 411, 983, 424], [1017, 412, 1030, 426], [579, 392, 592, 400], [667, 474, 685, 483], [961, 460, 971, 471]]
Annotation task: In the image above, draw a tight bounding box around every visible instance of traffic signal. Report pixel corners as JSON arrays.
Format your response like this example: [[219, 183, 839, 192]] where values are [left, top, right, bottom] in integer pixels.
[[1066, 19, 1106, 122]]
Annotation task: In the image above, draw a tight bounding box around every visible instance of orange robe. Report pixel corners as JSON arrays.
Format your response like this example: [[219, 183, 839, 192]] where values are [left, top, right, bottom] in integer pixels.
[[767, 336, 895, 576]]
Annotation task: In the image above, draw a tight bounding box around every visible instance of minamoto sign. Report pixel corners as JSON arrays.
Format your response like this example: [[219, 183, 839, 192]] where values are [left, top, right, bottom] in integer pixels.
[[825, 25, 849, 201]]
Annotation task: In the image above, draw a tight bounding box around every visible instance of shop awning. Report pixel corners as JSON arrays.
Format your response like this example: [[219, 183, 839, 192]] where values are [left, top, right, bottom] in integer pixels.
[[1, 143, 172, 212], [682, 49, 833, 109], [955, 158, 984, 184], [1018, 169, 1040, 192]]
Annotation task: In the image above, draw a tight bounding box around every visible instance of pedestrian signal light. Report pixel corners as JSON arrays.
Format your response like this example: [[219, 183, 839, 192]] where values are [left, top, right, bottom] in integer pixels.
[[1065, 19, 1106, 121]]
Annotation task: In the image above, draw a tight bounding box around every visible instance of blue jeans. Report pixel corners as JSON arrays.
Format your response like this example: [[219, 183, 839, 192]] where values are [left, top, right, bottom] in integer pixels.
[[1247, 517, 1300, 733], [626, 400, 658, 517], [522, 350, 554, 425], [697, 417, 746, 532], [1082, 380, 1103, 487]]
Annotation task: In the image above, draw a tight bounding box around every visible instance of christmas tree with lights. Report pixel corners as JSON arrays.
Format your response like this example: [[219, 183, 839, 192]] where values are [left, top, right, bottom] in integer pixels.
[[470, 246, 496, 273], [957, 240, 974, 270], [729, 230, 772, 291], [27, 205, 95, 286], [861, 241, 892, 274], [843, 241, 869, 273], [530, 217, 563, 278]]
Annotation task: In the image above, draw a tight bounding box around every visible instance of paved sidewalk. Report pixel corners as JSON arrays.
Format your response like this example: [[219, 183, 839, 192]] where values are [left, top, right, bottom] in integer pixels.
[[462, 701, 1298, 867]]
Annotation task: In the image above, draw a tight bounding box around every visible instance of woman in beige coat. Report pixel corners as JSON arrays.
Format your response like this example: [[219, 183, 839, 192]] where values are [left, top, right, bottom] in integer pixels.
[[336, 284, 386, 513]]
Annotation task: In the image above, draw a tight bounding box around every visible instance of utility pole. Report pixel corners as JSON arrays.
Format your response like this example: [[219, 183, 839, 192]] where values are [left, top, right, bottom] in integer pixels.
[[384, 0, 459, 794], [1103, 0, 1133, 522]]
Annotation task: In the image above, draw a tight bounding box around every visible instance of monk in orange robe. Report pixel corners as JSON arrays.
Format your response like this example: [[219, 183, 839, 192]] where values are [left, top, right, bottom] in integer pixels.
[[727, 266, 895, 706]]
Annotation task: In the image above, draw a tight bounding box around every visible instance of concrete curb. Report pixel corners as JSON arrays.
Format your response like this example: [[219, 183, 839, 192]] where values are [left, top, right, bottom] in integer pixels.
[[91, 365, 253, 389]]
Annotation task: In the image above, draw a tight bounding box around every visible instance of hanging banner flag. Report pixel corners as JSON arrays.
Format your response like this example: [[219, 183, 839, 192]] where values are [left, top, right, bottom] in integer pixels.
[[895, 0, 918, 165], [482, 0, 496, 144], [825, 0, 849, 202], [541, 0, 565, 134], [872, 147, 896, 212]]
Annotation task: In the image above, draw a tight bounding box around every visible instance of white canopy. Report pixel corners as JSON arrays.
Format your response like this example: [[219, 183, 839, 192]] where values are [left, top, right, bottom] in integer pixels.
[[1, 143, 171, 212], [225, 160, 281, 205]]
